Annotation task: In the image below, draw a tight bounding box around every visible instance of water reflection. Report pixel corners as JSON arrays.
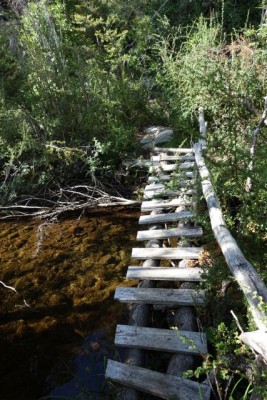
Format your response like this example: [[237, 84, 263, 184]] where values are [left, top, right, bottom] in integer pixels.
[[44, 330, 118, 400]]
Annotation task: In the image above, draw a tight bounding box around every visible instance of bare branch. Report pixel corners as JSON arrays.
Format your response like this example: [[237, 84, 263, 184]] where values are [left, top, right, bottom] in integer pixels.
[[0, 280, 18, 293]]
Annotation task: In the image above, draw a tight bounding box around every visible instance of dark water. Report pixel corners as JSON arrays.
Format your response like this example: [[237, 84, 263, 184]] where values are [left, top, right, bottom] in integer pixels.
[[0, 209, 139, 400]]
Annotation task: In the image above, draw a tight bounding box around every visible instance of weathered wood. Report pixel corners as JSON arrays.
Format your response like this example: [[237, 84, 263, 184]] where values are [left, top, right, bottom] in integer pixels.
[[194, 141, 267, 330], [139, 211, 195, 225], [143, 190, 181, 200], [143, 190, 178, 200], [198, 107, 207, 149], [105, 360, 211, 400], [143, 189, 195, 200], [137, 226, 202, 240], [167, 205, 200, 378], [141, 128, 173, 148], [141, 128, 173, 143], [239, 330, 267, 361], [145, 183, 167, 191], [114, 287, 205, 306], [141, 198, 193, 211], [127, 267, 204, 281], [132, 247, 203, 260], [118, 210, 164, 400], [154, 147, 193, 154], [148, 172, 194, 182], [144, 126, 171, 134], [149, 162, 195, 173], [167, 284, 199, 378], [145, 183, 193, 192], [115, 325, 207, 355], [152, 155, 195, 162]]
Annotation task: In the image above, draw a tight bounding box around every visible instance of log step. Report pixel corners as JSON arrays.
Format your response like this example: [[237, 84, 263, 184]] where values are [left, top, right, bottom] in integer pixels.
[[137, 226, 203, 240], [149, 162, 195, 173], [141, 198, 193, 211], [132, 247, 203, 260], [152, 155, 195, 162], [139, 211, 195, 225], [148, 172, 194, 182], [115, 325, 208, 355], [154, 147, 193, 154], [114, 287, 206, 306], [105, 360, 211, 400], [127, 267, 204, 281]]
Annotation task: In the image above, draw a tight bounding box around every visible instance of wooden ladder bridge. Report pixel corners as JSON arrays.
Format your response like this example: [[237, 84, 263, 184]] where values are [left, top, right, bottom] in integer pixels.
[[105, 111, 267, 400]]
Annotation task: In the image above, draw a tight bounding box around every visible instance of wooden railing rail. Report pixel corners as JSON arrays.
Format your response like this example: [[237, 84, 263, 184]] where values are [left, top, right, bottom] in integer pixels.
[[195, 108, 267, 359]]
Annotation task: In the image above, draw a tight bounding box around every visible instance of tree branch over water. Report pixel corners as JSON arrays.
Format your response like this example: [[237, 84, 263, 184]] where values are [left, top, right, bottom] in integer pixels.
[[0, 183, 140, 220]]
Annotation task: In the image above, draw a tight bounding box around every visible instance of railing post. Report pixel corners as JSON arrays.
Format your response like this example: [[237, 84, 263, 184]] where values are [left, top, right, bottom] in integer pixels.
[[198, 107, 207, 149]]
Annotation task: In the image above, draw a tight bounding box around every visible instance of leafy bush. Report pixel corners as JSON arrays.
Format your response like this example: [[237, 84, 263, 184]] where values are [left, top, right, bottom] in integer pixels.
[[156, 17, 267, 245]]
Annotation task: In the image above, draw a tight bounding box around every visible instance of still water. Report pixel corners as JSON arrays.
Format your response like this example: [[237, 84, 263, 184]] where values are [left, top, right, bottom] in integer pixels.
[[0, 209, 140, 399]]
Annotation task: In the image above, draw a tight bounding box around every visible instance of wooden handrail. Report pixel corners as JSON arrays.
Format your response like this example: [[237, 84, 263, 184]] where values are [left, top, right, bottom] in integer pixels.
[[195, 109, 267, 332]]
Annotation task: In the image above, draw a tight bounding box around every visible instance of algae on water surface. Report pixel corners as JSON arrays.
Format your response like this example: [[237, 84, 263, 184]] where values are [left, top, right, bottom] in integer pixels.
[[0, 209, 139, 400]]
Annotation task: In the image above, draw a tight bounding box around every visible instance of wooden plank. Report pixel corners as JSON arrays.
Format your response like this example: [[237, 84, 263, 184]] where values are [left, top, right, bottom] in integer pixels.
[[127, 267, 204, 281], [137, 226, 203, 240], [144, 187, 194, 195], [152, 155, 195, 162], [143, 190, 181, 200], [114, 287, 206, 306], [154, 147, 193, 153], [148, 172, 194, 182], [139, 211, 195, 225], [143, 189, 195, 200], [145, 183, 193, 191], [141, 199, 193, 211], [115, 325, 207, 355], [105, 360, 211, 400], [145, 183, 166, 191], [149, 162, 195, 173], [132, 247, 202, 259]]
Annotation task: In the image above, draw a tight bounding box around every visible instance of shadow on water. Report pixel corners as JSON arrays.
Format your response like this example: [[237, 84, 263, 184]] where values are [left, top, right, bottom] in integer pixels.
[[0, 209, 139, 400], [43, 330, 122, 400]]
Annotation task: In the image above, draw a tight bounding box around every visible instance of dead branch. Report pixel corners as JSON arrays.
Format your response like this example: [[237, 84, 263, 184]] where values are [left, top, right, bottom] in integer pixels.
[[0, 183, 140, 220], [0, 280, 32, 309]]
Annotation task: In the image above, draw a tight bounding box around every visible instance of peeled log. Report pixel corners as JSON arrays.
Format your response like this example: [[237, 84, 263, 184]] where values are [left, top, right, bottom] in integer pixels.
[[167, 280, 198, 377], [194, 142, 267, 331], [167, 207, 198, 377], [117, 213, 163, 400]]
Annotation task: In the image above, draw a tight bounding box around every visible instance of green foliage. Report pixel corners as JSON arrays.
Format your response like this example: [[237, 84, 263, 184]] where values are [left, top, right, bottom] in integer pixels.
[[156, 16, 267, 248], [0, 0, 167, 203], [0, 1, 266, 398]]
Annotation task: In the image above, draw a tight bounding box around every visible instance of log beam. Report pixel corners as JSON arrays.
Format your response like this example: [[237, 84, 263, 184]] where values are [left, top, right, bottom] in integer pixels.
[[194, 141, 267, 331]]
